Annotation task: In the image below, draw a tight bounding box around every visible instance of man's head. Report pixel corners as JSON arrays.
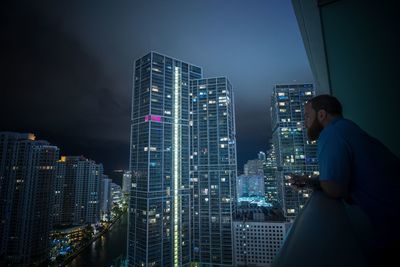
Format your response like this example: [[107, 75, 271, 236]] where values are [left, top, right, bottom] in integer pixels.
[[304, 94, 343, 141]]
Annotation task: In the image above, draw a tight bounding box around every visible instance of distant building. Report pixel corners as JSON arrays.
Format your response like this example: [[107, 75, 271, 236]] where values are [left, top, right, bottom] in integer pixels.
[[73, 158, 102, 224], [237, 175, 265, 198], [244, 159, 264, 176], [258, 151, 266, 161], [122, 171, 131, 194], [53, 156, 66, 226], [271, 84, 319, 220], [100, 176, 112, 220], [0, 132, 59, 266], [264, 144, 278, 205], [110, 182, 122, 206], [233, 207, 290, 267], [58, 156, 103, 225]]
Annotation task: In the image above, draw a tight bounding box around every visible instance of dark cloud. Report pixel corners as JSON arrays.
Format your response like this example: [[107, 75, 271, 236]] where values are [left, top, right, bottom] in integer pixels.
[[0, 1, 130, 172], [0, 0, 312, 172]]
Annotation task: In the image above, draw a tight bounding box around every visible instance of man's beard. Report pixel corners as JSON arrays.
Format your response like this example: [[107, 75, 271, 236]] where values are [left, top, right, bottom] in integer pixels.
[[307, 118, 323, 141]]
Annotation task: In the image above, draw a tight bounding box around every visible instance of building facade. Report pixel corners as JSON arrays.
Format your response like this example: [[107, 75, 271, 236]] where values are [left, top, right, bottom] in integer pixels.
[[100, 176, 112, 220], [236, 175, 264, 198], [122, 171, 132, 194], [129, 52, 202, 267], [233, 220, 290, 267], [264, 144, 278, 205], [271, 84, 319, 220], [190, 77, 237, 266], [53, 156, 66, 226], [0, 132, 59, 266], [58, 156, 103, 226], [244, 159, 264, 176]]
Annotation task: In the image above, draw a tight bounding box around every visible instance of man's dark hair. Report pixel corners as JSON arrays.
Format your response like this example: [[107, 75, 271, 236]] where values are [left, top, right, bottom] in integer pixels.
[[308, 94, 343, 116]]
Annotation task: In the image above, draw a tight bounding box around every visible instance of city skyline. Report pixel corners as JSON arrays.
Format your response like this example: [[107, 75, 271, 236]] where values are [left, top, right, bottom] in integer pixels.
[[0, 0, 313, 172]]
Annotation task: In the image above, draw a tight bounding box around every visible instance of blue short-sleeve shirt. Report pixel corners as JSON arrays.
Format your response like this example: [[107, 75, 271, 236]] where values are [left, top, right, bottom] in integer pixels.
[[317, 117, 400, 235]]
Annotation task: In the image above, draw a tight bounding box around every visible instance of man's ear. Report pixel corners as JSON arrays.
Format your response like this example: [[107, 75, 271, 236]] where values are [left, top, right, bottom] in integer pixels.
[[317, 109, 327, 123]]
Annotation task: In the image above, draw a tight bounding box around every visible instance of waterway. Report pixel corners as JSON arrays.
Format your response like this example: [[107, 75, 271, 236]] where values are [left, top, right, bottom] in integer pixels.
[[66, 214, 127, 267]]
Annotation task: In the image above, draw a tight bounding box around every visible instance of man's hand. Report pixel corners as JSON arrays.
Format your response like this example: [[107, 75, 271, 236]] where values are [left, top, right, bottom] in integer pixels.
[[290, 174, 321, 190], [291, 174, 309, 189]]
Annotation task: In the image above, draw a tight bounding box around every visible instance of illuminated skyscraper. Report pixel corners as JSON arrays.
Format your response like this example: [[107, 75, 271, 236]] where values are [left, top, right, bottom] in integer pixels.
[[129, 52, 202, 267], [57, 156, 103, 225], [190, 77, 237, 266], [271, 84, 318, 220], [264, 144, 278, 205], [0, 132, 59, 266]]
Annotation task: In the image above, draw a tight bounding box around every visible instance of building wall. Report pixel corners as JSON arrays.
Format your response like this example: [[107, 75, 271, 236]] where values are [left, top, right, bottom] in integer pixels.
[[190, 77, 237, 266], [233, 221, 290, 267], [319, 0, 399, 157]]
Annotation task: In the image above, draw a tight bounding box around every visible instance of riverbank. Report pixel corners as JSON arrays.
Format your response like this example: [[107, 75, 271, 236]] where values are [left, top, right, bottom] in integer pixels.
[[56, 214, 125, 267]]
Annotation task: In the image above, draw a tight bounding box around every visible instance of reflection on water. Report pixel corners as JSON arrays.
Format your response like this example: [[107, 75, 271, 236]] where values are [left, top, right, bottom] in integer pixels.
[[66, 214, 127, 267]]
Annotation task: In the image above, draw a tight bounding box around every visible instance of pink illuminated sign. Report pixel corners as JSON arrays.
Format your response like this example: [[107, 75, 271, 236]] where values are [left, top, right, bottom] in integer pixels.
[[144, 115, 162, 122]]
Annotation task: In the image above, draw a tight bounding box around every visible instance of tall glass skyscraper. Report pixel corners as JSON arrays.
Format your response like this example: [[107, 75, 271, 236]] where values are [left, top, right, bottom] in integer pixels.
[[190, 77, 237, 266], [271, 84, 319, 220], [129, 52, 202, 267]]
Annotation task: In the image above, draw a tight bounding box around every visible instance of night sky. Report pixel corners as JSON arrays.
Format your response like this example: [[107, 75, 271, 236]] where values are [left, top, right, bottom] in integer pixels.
[[1, 0, 313, 174]]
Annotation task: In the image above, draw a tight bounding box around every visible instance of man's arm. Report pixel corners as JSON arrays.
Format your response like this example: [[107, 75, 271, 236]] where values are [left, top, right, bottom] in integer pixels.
[[320, 180, 348, 199]]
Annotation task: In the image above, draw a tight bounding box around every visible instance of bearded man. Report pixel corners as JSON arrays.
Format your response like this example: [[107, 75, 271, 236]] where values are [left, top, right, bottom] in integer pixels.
[[292, 94, 399, 266]]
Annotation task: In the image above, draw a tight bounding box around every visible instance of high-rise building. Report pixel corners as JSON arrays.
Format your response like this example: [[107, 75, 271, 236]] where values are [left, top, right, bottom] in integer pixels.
[[236, 175, 264, 198], [264, 144, 278, 205], [244, 159, 264, 176], [74, 158, 103, 225], [271, 84, 319, 220], [53, 156, 67, 226], [190, 77, 237, 266], [257, 151, 266, 161], [0, 132, 59, 266], [100, 176, 112, 220], [59, 156, 103, 225], [110, 182, 123, 206], [122, 170, 132, 194], [129, 52, 202, 267]]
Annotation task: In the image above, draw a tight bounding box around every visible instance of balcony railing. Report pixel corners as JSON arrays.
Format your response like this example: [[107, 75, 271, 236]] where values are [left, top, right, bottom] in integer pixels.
[[271, 191, 368, 267]]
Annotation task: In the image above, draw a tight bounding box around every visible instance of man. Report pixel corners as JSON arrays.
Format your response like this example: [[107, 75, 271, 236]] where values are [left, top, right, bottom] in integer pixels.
[[293, 94, 399, 265]]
